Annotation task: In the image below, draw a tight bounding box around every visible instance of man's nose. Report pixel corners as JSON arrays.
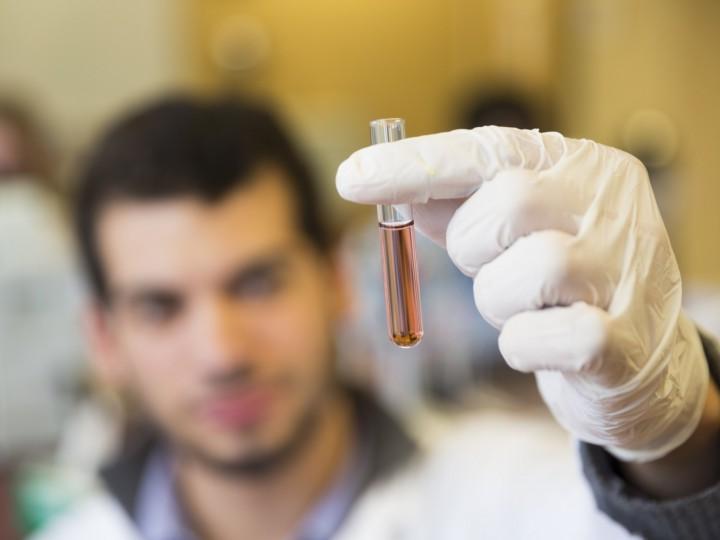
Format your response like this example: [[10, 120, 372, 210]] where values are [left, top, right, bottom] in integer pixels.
[[189, 295, 253, 374]]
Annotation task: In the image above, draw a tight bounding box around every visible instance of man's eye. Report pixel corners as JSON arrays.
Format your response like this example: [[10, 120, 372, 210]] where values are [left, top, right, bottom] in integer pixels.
[[229, 272, 283, 298], [134, 296, 182, 323]]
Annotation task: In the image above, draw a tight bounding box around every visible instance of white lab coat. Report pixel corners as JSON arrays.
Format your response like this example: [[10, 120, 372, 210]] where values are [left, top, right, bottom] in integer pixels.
[[32, 409, 637, 540]]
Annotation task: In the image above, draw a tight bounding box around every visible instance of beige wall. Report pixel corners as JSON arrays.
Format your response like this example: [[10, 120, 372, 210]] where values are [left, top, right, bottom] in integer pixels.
[[557, 0, 720, 281], [0, 0, 190, 168]]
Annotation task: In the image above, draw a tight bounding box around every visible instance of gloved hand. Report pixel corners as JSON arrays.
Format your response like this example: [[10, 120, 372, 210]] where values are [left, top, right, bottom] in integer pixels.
[[337, 126, 709, 462]]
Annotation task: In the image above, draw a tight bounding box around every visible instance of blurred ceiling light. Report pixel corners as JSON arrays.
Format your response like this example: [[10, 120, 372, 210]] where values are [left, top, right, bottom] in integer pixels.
[[621, 108, 679, 169], [209, 15, 271, 72]]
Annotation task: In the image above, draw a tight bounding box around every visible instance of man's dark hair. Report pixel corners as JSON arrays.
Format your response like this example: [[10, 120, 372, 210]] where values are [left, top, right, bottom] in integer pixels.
[[75, 95, 331, 304]]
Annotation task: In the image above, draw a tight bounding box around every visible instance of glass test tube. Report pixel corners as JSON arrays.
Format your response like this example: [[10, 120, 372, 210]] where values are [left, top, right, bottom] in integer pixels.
[[370, 118, 423, 348]]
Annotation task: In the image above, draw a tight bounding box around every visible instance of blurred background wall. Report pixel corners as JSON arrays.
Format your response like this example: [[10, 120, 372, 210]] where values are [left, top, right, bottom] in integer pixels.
[[0, 0, 191, 169], [1, 0, 718, 279]]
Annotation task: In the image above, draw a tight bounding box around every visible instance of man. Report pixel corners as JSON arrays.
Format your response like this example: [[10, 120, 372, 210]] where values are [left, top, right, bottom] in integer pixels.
[[34, 96, 715, 539], [40, 97, 420, 540]]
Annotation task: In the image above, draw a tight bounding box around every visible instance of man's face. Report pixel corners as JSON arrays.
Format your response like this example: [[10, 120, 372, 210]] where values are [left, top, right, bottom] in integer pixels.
[[93, 168, 344, 470]]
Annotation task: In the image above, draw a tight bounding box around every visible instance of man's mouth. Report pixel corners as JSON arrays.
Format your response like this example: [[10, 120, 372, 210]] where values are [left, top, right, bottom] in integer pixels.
[[200, 387, 275, 429]]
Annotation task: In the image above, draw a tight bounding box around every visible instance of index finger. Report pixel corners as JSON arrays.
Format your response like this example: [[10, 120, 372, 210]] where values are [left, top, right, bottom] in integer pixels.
[[336, 126, 567, 205]]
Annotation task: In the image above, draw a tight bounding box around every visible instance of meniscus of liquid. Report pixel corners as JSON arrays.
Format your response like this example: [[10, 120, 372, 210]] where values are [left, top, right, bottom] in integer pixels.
[[370, 118, 423, 348]]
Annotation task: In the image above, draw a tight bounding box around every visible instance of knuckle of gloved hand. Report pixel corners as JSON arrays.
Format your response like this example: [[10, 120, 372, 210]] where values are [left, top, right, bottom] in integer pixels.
[[446, 171, 541, 277], [445, 209, 487, 277], [531, 231, 576, 288], [606, 146, 652, 192], [614, 146, 648, 173], [571, 305, 611, 374], [471, 126, 537, 168], [494, 169, 541, 233], [445, 226, 477, 277], [472, 266, 505, 329], [497, 333, 523, 372]]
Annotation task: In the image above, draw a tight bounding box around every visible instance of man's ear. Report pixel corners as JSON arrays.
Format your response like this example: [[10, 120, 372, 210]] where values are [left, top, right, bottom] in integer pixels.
[[83, 302, 128, 390]]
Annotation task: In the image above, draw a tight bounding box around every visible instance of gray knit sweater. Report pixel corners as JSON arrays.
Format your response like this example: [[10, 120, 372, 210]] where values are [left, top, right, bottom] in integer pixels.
[[580, 331, 720, 539]]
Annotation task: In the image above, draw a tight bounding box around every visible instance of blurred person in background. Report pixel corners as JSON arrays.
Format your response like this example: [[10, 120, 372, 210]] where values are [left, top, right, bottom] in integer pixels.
[[32, 96, 633, 540], [0, 101, 54, 183], [458, 87, 554, 134], [0, 100, 84, 540]]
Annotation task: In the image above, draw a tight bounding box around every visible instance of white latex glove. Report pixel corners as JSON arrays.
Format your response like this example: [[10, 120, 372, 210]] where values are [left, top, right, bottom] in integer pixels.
[[337, 126, 709, 462]]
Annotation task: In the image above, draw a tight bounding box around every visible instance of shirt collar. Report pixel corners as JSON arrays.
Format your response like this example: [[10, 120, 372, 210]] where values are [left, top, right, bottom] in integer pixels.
[[135, 446, 195, 540], [295, 430, 370, 540], [118, 388, 417, 540], [134, 436, 370, 540]]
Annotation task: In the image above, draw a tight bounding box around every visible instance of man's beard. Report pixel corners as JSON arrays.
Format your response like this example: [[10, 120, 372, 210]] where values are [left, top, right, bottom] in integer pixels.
[[181, 401, 322, 477], [169, 377, 340, 478]]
